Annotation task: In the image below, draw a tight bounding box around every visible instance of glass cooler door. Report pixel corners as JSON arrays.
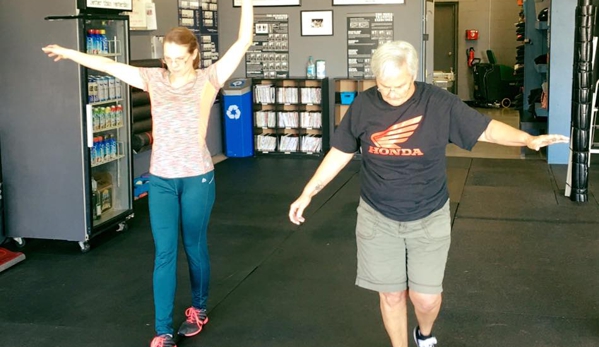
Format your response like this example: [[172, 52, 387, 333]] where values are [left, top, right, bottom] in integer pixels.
[[82, 16, 133, 230]]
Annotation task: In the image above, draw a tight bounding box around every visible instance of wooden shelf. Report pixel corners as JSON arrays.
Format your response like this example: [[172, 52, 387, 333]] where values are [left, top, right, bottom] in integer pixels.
[[333, 78, 376, 127]]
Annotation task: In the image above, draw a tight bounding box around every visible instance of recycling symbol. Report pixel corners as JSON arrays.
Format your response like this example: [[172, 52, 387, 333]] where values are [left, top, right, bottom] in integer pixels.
[[226, 105, 241, 120]]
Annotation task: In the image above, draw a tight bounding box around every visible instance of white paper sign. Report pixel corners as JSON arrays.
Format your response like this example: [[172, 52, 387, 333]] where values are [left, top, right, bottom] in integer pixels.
[[333, 0, 404, 4], [145, 2, 157, 30], [86, 0, 133, 11], [233, 0, 300, 6], [128, 0, 147, 29]]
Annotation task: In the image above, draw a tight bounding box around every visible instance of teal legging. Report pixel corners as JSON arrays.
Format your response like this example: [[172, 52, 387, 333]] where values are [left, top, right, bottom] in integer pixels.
[[148, 171, 215, 336]]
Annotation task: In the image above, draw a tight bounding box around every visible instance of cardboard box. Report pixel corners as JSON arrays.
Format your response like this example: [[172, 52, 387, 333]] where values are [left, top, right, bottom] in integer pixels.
[[93, 172, 113, 212]]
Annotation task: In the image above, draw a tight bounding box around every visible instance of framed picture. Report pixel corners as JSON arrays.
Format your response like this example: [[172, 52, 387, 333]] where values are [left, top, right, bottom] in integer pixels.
[[233, 0, 300, 6], [332, 0, 404, 5], [301, 10, 334, 36]]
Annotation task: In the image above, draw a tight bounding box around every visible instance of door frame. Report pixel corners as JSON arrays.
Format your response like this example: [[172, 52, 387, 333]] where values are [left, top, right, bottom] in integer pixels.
[[434, 1, 459, 94]]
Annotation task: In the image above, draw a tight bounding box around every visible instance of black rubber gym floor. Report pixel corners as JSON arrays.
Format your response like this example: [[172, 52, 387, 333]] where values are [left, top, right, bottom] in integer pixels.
[[1, 157, 598, 347]]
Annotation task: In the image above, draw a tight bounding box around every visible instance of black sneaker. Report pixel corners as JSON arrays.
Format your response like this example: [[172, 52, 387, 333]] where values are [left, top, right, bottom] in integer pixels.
[[413, 326, 438, 347], [178, 307, 209, 337], [150, 334, 176, 347]]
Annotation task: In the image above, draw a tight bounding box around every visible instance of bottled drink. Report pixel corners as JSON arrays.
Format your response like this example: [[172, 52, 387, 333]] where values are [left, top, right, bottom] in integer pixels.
[[98, 107, 105, 129], [110, 105, 117, 127], [108, 76, 116, 100], [91, 137, 97, 164], [97, 76, 106, 102], [109, 134, 117, 159], [92, 107, 99, 131], [100, 29, 108, 54], [86, 29, 95, 54], [116, 105, 123, 126], [91, 177, 101, 220], [115, 78, 122, 99], [97, 135, 104, 163], [306, 56, 316, 79], [88, 76, 98, 103], [103, 134, 111, 160], [93, 30, 101, 54], [104, 106, 112, 128]]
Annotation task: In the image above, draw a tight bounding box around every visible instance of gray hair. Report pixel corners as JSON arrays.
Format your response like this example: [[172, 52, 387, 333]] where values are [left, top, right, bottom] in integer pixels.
[[370, 41, 419, 79]]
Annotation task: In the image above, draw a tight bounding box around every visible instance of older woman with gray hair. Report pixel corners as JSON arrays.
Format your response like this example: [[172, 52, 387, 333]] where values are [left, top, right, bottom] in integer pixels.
[[289, 40, 567, 347]]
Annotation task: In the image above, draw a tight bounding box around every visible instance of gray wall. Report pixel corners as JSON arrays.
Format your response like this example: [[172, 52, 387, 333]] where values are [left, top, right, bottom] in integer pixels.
[[127, 0, 429, 163], [437, 0, 520, 100], [129, 0, 178, 59], [217, 0, 429, 142], [218, 0, 428, 81]]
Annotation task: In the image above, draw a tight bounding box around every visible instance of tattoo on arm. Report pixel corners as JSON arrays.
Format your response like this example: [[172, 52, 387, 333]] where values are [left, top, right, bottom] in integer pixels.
[[314, 181, 324, 194]]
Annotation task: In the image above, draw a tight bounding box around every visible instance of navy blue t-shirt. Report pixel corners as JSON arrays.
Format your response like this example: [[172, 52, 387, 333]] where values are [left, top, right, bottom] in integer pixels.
[[331, 82, 491, 221]]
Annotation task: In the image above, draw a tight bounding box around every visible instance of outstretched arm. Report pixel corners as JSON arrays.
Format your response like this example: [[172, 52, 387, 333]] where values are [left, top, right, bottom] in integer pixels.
[[214, 0, 253, 85], [289, 148, 355, 225], [478, 119, 569, 150], [42, 45, 145, 90]]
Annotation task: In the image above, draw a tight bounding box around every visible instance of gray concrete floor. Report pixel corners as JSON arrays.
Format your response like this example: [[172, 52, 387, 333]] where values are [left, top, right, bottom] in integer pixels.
[[0, 157, 598, 347]]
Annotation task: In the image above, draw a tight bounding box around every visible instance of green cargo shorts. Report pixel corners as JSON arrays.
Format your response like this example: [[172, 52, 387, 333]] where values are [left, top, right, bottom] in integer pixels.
[[355, 198, 452, 294]]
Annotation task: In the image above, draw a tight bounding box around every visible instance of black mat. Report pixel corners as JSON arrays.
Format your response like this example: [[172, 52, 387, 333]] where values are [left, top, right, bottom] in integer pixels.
[[1, 156, 599, 347]]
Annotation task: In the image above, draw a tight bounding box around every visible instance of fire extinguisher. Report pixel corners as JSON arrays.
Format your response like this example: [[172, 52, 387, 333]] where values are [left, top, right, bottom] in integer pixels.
[[467, 47, 481, 67]]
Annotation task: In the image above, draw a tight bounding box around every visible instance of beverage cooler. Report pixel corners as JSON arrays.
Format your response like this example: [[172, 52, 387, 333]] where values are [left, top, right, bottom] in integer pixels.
[[0, 1, 134, 252]]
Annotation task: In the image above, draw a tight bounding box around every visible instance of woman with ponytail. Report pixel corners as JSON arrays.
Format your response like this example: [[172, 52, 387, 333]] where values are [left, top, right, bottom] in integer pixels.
[[43, 1, 254, 346]]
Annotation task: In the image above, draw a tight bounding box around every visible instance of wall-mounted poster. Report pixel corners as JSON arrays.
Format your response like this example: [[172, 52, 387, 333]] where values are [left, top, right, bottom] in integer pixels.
[[246, 14, 290, 78], [301, 10, 334, 36], [333, 0, 404, 5], [233, 0, 300, 6], [178, 0, 219, 68], [347, 13, 394, 78]]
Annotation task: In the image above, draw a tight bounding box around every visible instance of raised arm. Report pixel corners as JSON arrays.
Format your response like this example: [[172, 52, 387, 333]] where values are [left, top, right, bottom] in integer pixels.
[[42, 44, 145, 90], [289, 148, 355, 225], [478, 119, 569, 150], [214, 0, 253, 85]]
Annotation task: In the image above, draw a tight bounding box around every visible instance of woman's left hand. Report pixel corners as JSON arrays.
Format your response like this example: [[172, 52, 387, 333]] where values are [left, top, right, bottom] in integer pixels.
[[526, 134, 569, 151], [42, 44, 70, 62]]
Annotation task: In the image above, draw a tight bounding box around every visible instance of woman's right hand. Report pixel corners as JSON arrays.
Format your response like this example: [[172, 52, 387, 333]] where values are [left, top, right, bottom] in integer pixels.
[[42, 44, 71, 62], [289, 195, 311, 225]]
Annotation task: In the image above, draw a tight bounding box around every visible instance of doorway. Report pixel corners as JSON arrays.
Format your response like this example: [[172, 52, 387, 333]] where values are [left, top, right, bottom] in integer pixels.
[[434, 2, 458, 94]]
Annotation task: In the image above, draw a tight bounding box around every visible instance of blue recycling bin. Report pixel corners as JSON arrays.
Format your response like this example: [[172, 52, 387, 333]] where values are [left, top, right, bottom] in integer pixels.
[[221, 78, 254, 157]]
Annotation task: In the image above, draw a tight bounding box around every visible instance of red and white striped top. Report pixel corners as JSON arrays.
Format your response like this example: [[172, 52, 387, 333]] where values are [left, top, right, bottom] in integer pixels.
[[139, 66, 221, 178]]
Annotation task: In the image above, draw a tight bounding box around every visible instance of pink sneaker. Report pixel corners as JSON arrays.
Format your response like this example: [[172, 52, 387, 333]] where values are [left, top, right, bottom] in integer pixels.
[[150, 334, 176, 347], [177, 307, 209, 337]]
